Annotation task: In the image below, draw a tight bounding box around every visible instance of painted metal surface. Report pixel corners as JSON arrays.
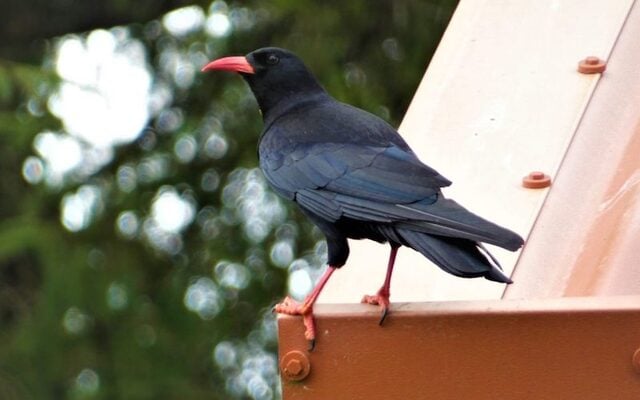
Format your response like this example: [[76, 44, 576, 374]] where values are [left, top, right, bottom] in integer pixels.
[[278, 0, 640, 397], [318, 0, 634, 303], [505, 0, 640, 298], [279, 297, 640, 399]]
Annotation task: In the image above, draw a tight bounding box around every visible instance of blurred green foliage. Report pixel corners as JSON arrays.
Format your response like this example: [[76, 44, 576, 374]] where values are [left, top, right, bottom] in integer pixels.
[[0, 1, 457, 398]]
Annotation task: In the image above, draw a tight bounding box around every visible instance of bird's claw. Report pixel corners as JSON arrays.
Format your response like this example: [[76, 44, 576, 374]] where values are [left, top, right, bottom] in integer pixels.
[[274, 296, 317, 350], [361, 292, 390, 326], [378, 307, 388, 326], [273, 296, 297, 314]]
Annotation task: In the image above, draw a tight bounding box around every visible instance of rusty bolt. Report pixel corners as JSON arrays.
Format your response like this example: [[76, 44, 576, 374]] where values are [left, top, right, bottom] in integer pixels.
[[633, 348, 640, 373], [522, 171, 551, 189], [578, 56, 606, 74], [286, 359, 302, 375], [280, 350, 311, 382]]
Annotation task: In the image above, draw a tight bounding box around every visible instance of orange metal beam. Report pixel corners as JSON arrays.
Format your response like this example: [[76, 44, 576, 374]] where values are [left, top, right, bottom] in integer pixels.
[[504, 0, 640, 299], [320, 0, 635, 304], [279, 297, 640, 399], [277, 1, 640, 398]]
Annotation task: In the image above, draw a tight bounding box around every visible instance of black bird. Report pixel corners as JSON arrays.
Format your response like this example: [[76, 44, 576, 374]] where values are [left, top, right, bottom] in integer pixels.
[[202, 47, 524, 347]]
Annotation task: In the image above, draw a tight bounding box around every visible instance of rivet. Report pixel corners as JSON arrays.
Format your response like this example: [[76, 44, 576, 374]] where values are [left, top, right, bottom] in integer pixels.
[[280, 350, 311, 382], [632, 348, 640, 373], [522, 171, 551, 189], [578, 56, 606, 74]]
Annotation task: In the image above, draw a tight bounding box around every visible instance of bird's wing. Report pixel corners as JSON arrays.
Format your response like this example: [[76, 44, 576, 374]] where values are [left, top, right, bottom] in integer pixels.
[[260, 138, 522, 250], [260, 139, 450, 218]]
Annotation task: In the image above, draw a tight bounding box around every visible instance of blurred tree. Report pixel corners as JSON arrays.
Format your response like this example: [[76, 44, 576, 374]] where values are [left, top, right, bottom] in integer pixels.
[[0, 0, 210, 61], [0, 1, 457, 399]]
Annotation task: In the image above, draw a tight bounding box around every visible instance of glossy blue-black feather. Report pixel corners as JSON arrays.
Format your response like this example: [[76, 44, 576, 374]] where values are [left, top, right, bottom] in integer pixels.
[[259, 99, 450, 209], [240, 47, 523, 276]]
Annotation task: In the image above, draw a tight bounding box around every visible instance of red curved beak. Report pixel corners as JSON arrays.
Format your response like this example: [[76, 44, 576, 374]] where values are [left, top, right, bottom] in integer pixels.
[[201, 56, 255, 74]]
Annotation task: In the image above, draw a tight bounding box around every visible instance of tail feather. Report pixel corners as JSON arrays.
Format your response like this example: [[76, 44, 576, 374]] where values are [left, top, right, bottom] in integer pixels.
[[397, 198, 524, 251], [397, 229, 512, 283]]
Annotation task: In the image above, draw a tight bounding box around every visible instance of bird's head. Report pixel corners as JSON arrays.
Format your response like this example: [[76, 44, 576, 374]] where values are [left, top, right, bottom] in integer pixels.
[[202, 47, 326, 116]]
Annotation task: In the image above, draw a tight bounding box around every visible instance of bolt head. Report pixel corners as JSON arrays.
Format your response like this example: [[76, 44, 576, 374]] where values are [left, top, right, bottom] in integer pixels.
[[578, 56, 606, 74], [529, 171, 545, 180], [280, 350, 311, 382], [585, 56, 600, 65], [285, 359, 303, 375], [522, 171, 551, 189]]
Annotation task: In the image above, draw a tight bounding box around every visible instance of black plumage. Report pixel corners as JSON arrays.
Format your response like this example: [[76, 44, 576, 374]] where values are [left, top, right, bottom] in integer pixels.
[[202, 47, 524, 345], [245, 48, 523, 279]]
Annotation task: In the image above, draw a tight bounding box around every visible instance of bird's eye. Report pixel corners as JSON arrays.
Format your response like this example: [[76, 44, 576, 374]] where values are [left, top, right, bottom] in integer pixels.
[[266, 54, 280, 65]]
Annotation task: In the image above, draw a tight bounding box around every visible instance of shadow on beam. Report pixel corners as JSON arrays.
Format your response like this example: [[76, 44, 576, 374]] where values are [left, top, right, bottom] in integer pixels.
[[278, 296, 640, 399]]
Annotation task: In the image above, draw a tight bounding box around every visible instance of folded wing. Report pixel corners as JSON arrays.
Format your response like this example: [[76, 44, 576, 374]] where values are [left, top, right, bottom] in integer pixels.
[[261, 136, 522, 251]]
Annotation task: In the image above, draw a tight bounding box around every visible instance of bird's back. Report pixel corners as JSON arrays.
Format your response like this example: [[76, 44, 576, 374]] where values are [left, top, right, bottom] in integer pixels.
[[261, 97, 411, 151], [258, 96, 451, 203]]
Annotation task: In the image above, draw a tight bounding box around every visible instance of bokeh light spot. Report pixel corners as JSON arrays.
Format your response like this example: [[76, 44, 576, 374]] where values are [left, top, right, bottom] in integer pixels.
[[61, 185, 102, 232], [204, 134, 228, 159], [63, 307, 89, 335], [51, 31, 152, 148], [214, 261, 250, 290], [269, 241, 293, 268], [174, 135, 197, 163], [201, 169, 221, 192], [116, 210, 139, 238], [184, 277, 223, 320], [162, 6, 205, 37], [34, 131, 82, 180], [214, 341, 237, 369], [106, 282, 128, 310], [205, 13, 232, 37], [21, 156, 44, 184], [288, 269, 312, 300], [151, 188, 196, 233], [74, 368, 100, 396], [116, 165, 137, 192]]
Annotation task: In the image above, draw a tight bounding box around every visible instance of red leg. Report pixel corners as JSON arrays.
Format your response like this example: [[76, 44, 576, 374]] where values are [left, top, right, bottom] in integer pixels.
[[361, 245, 398, 325], [274, 265, 336, 349]]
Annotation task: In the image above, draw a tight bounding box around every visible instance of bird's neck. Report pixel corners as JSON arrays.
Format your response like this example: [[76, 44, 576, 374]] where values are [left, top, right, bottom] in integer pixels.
[[259, 90, 330, 129], [243, 71, 330, 127]]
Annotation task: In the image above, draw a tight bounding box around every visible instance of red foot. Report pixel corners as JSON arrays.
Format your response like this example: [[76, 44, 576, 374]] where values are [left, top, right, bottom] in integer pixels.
[[274, 296, 316, 347], [361, 289, 390, 325]]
